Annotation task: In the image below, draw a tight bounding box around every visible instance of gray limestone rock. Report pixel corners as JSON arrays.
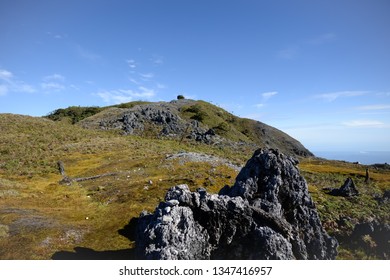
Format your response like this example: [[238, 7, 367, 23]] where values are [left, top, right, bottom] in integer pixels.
[[136, 149, 338, 259]]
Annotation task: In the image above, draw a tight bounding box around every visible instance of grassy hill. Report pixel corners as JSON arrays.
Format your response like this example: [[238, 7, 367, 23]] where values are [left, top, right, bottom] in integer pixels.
[[46, 99, 313, 157], [0, 102, 388, 259]]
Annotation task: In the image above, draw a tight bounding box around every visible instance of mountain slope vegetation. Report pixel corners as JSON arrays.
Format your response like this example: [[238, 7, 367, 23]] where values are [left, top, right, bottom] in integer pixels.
[[46, 99, 313, 157]]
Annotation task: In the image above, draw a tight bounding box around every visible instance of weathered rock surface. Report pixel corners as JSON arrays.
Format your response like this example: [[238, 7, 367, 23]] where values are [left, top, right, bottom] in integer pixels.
[[329, 177, 359, 197], [136, 149, 338, 259]]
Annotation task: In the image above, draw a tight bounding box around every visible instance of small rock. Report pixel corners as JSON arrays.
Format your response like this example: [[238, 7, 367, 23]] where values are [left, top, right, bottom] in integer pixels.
[[329, 177, 359, 197]]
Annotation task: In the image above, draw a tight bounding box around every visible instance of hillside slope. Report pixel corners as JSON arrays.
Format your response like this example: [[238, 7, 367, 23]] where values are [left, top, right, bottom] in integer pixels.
[[48, 99, 313, 157]]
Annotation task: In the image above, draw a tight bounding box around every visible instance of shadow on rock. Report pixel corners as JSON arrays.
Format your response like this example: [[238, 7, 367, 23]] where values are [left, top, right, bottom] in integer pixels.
[[52, 217, 139, 260]]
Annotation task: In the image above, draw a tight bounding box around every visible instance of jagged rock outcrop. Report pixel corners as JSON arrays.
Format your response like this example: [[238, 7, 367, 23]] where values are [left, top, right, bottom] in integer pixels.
[[136, 149, 338, 259], [95, 102, 222, 144], [329, 177, 359, 197]]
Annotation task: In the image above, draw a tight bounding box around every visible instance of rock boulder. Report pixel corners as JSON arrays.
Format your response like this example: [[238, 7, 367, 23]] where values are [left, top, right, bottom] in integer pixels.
[[136, 149, 338, 259]]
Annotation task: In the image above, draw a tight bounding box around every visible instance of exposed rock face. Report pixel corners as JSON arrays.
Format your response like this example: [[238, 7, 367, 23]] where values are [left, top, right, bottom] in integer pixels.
[[329, 178, 359, 197], [136, 149, 338, 259], [96, 102, 222, 144]]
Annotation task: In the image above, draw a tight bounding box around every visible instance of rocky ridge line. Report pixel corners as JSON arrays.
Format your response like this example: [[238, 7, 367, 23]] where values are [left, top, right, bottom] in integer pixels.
[[136, 149, 338, 259]]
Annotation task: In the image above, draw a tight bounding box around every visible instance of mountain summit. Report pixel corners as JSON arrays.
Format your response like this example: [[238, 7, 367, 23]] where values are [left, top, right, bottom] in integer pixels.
[[48, 99, 313, 157]]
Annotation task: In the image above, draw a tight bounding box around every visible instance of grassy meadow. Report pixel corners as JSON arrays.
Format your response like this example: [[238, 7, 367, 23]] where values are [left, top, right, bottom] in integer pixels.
[[0, 113, 388, 259]]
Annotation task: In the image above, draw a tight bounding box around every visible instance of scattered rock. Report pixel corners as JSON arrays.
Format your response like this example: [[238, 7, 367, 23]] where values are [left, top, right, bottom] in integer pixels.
[[374, 190, 390, 204], [328, 178, 359, 197], [136, 149, 338, 260], [351, 220, 390, 258]]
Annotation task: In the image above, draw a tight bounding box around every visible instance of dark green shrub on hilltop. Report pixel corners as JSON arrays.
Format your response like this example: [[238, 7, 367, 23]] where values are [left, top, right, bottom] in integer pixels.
[[46, 106, 103, 124]]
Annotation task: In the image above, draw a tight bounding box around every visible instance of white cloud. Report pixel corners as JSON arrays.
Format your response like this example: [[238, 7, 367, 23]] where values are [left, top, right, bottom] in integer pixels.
[[314, 91, 367, 102], [41, 82, 65, 91], [75, 44, 101, 61], [156, 83, 166, 89], [356, 104, 390, 111], [0, 68, 36, 95], [129, 78, 141, 85], [41, 73, 66, 92], [17, 83, 36, 93], [151, 56, 164, 65], [342, 120, 386, 128], [95, 87, 156, 104], [307, 33, 336, 45], [47, 32, 66, 39], [126, 59, 137, 68], [140, 73, 154, 80], [261, 91, 278, 100], [0, 84, 8, 96], [255, 91, 278, 108], [277, 47, 298, 60], [43, 74, 65, 82], [0, 69, 13, 81]]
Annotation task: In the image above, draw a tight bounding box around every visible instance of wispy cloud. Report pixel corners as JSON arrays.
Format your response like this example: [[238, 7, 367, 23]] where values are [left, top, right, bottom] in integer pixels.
[[307, 33, 336, 45], [43, 74, 65, 82], [95, 86, 156, 104], [75, 44, 101, 61], [0, 69, 13, 81], [314, 91, 367, 102], [278, 32, 336, 60], [342, 119, 386, 128], [262, 91, 278, 100], [126, 59, 137, 69], [356, 104, 390, 111], [140, 72, 154, 79], [0, 68, 36, 95], [46, 32, 66, 40], [41, 82, 65, 91], [41, 74, 66, 92], [0, 84, 8, 96], [151, 56, 164, 65], [255, 91, 278, 108], [277, 46, 299, 60]]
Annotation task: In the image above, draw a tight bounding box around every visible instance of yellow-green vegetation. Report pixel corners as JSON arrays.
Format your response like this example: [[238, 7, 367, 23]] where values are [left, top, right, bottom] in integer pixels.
[[0, 113, 242, 259], [300, 158, 390, 259], [0, 113, 388, 259]]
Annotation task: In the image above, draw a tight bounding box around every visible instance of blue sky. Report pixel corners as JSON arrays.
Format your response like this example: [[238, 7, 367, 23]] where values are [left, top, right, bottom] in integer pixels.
[[1, 0, 389, 152]]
